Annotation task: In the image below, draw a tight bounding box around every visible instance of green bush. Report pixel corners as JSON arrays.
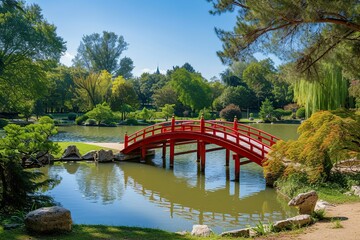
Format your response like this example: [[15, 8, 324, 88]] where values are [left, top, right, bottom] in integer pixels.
[[75, 115, 89, 125], [296, 107, 306, 119], [86, 119, 97, 126], [68, 112, 77, 121], [220, 104, 241, 121], [273, 109, 292, 120], [198, 108, 212, 120], [0, 118, 9, 128], [125, 118, 138, 125]]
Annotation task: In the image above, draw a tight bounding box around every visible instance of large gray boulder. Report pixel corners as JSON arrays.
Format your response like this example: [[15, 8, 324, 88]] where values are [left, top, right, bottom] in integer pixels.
[[62, 145, 81, 160], [96, 149, 114, 162], [288, 190, 318, 214], [81, 150, 97, 161], [274, 214, 311, 231], [36, 152, 54, 165], [25, 206, 72, 233], [191, 225, 212, 237]]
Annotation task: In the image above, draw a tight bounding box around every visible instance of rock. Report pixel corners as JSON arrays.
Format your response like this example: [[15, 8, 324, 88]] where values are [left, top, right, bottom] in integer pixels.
[[264, 172, 277, 187], [36, 152, 54, 165], [315, 200, 334, 211], [61, 145, 81, 160], [274, 214, 311, 231], [81, 150, 97, 160], [96, 149, 114, 162], [25, 206, 72, 233], [351, 185, 360, 197], [113, 152, 124, 161], [175, 231, 188, 236], [220, 228, 255, 238], [288, 190, 318, 214], [4, 223, 21, 230], [191, 225, 212, 237]]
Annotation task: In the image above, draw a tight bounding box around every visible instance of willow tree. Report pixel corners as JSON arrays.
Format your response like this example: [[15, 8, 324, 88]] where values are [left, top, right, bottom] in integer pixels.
[[294, 64, 349, 118]]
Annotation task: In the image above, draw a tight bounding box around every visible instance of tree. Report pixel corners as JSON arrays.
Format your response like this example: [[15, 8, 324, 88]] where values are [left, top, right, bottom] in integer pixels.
[[259, 98, 274, 122], [0, 116, 60, 209], [170, 68, 211, 112], [153, 84, 178, 108], [242, 59, 274, 105], [220, 104, 241, 121], [160, 104, 175, 121], [116, 57, 134, 79], [264, 110, 360, 185], [209, 0, 360, 74], [73, 70, 112, 110], [349, 80, 360, 109], [73, 31, 133, 76], [0, 2, 66, 112], [214, 85, 256, 111], [86, 103, 116, 125], [110, 75, 139, 120]]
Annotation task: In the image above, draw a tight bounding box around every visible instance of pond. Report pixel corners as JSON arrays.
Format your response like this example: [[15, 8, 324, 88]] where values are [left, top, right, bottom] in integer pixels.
[[45, 123, 300, 233]]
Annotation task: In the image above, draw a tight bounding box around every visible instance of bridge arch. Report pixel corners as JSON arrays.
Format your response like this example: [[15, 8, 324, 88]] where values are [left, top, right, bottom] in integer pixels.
[[121, 117, 279, 180]]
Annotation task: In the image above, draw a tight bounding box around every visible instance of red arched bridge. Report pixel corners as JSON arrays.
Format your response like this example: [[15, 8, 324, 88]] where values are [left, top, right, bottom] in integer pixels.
[[121, 117, 280, 180]]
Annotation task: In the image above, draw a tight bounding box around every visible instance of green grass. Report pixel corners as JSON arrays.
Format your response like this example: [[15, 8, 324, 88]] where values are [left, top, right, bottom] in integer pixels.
[[54, 142, 115, 159], [0, 224, 248, 240], [316, 186, 360, 204]]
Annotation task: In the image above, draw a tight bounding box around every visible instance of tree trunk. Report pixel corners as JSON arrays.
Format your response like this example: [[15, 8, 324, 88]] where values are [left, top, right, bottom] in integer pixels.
[[0, 164, 8, 208]]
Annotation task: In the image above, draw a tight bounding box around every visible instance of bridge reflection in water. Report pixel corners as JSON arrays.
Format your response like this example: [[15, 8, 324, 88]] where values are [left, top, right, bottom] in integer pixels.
[[120, 157, 296, 230]]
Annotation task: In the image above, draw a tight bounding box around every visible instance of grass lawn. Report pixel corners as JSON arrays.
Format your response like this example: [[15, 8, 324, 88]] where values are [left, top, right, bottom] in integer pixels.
[[0, 224, 247, 240], [54, 142, 115, 158]]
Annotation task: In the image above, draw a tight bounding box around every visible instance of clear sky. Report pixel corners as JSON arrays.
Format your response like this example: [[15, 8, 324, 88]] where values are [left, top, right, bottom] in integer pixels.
[[26, 0, 278, 80]]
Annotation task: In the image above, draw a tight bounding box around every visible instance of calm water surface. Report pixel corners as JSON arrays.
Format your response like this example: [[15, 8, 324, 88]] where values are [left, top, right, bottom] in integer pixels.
[[44, 123, 299, 233]]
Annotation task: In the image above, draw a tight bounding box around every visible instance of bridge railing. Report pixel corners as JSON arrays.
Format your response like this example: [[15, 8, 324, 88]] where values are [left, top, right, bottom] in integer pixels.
[[124, 118, 279, 158]]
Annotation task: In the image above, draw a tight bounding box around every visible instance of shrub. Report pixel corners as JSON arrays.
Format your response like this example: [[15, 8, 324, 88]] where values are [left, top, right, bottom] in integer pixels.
[[220, 104, 241, 121], [296, 107, 306, 119], [86, 103, 115, 125], [68, 112, 77, 121], [86, 119, 97, 126], [198, 108, 212, 120], [125, 118, 138, 125], [0, 118, 9, 128], [75, 115, 88, 125], [259, 98, 274, 122], [273, 109, 292, 120]]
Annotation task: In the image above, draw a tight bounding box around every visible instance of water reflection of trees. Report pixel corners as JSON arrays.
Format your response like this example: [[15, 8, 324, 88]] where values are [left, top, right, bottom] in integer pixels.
[[120, 163, 296, 229], [74, 163, 124, 204]]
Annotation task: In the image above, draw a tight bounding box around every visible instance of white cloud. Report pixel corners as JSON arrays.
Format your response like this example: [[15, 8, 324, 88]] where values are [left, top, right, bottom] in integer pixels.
[[140, 67, 167, 75], [60, 51, 75, 66]]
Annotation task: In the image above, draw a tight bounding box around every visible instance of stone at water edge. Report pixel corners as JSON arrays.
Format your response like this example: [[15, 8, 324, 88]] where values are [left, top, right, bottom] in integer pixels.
[[220, 228, 256, 238], [351, 185, 360, 197], [25, 206, 72, 233], [273, 214, 311, 231], [315, 200, 335, 211], [81, 150, 97, 160], [288, 190, 318, 214], [62, 145, 81, 159], [96, 149, 114, 162], [191, 225, 213, 237]]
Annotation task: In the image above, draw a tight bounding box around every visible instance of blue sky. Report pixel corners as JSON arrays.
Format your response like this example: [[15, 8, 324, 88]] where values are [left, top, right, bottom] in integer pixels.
[[26, 0, 278, 79]]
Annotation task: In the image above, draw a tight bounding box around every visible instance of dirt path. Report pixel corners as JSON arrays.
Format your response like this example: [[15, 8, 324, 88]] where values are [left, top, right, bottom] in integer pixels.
[[86, 142, 124, 151], [259, 202, 360, 240]]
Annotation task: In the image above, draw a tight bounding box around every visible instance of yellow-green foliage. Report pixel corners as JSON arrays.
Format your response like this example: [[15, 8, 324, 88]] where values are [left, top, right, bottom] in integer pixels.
[[264, 110, 360, 184]]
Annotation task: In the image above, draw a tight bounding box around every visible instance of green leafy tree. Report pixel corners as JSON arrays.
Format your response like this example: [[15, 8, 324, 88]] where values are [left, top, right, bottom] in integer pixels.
[[74, 70, 112, 110], [0, 116, 60, 209], [110, 75, 139, 120], [170, 68, 211, 112], [73, 31, 133, 76], [86, 103, 115, 125], [116, 57, 134, 79], [137, 107, 155, 122], [215, 85, 256, 111], [0, 2, 65, 113], [349, 80, 360, 109], [259, 98, 274, 122], [264, 110, 360, 185], [161, 104, 175, 121], [209, 0, 360, 74]]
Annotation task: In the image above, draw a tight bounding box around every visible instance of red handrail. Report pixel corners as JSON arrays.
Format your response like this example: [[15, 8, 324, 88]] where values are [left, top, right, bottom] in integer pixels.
[[124, 120, 279, 158]]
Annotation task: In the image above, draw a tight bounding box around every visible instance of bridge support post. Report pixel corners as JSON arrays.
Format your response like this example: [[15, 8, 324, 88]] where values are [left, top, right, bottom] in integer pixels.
[[234, 154, 240, 181], [141, 147, 146, 163], [196, 141, 200, 162], [169, 140, 174, 168], [225, 149, 230, 166], [200, 141, 206, 172], [162, 142, 166, 168]]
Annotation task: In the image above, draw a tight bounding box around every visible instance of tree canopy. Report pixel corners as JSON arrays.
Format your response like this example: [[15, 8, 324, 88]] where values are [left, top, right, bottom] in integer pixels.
[[209, 0, 360, 75], [73, 31, 133, 76]]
